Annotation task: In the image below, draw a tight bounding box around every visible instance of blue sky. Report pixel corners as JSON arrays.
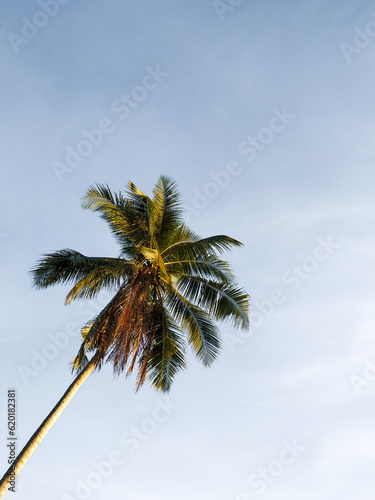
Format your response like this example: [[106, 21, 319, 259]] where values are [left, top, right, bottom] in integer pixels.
[[1, 1, 375, 498]]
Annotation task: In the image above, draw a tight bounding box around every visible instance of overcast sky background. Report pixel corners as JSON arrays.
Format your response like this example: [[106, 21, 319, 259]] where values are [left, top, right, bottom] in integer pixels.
[[1, 1, 375, 499]]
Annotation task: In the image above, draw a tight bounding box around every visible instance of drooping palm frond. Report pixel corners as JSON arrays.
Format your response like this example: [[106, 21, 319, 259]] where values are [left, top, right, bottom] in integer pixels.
[[162, 234, 243, 260], [31, 251, 132, 290], [165, 284, 221, 366], [146, 308, 186, 392], [65, 259, 136, 304], [73, 266, 160, 384], [165, 254, 234, 283], [176, 275, 249, 329], [105, 269, 158, 377]]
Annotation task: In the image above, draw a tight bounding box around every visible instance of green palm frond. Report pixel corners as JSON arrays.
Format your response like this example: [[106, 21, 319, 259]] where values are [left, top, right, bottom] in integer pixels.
[[165, 255, 234, 283], [31, 251, 130, 289], [160, 222, 199, 253], [126, 181, 153, 244], [147, 309, 186, 392], [166, 284, 221, 365], [64, 259, 135, 304], [151, 176, 183, 251], [162, 234, 243, 260], [177, 275, 249, 329], [81, 184, 129, 240]]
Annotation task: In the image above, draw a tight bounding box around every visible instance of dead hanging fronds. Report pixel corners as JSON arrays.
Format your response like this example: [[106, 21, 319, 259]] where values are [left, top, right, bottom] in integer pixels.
[[87, 265, 163, 388]]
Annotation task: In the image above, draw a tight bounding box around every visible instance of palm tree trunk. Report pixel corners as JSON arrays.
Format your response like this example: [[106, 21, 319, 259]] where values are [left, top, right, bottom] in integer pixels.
[[0, 356, 98, 498]]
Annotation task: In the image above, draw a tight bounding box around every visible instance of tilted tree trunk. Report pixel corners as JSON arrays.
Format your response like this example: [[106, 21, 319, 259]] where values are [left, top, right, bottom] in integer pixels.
[[0, 356, 98, 498]]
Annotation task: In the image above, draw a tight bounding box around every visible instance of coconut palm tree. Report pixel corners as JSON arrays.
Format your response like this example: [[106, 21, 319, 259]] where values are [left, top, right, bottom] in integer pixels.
[[0, 176, 249, 497]]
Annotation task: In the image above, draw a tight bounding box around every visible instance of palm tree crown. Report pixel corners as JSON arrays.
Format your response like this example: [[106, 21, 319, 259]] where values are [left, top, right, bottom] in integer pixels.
[[31, 176, 249, 392]]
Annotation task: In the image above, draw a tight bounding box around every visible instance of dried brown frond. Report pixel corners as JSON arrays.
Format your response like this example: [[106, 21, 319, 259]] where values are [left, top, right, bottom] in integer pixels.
[[87, 263, 163, 389]]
